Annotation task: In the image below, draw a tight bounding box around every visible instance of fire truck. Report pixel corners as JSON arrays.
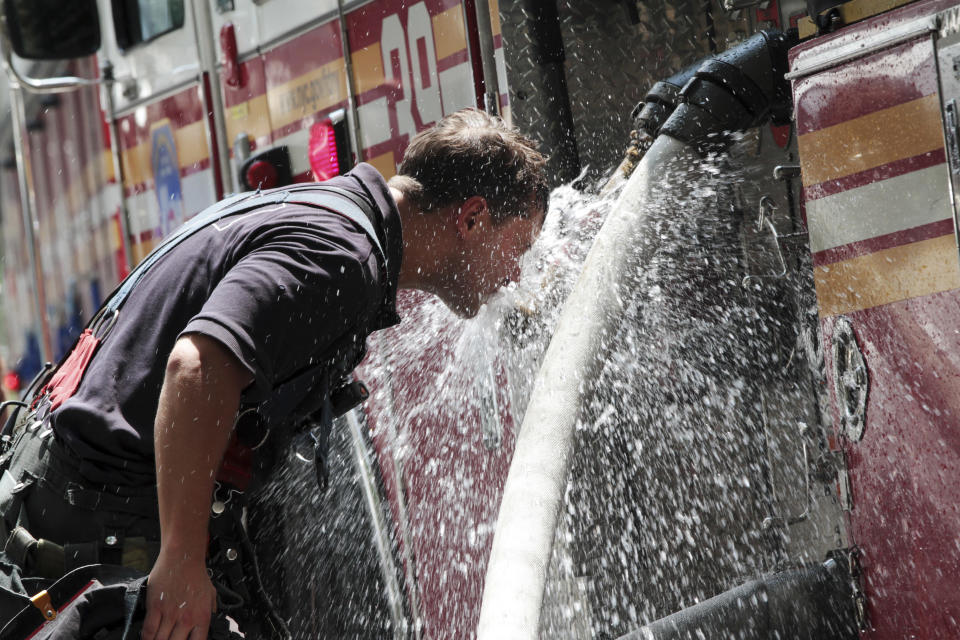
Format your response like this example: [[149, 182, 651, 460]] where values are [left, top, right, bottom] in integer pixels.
[[1, 0, 959, 639]]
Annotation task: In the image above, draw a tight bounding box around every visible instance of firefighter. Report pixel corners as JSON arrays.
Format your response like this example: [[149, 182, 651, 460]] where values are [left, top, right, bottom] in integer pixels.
[[0, 108, 548, 639]]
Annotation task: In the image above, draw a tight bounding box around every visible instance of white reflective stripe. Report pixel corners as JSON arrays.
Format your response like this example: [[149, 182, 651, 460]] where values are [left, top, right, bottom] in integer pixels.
[[439, 62, 476, 113], [95, 183, 123, 224], [270, 127, 311, 176], [126, 190, 155, 238], [494, 46, 508, 96], [181, 170, 217, 219], [358, 97, 392, 149], [807, 163, 952, 253]]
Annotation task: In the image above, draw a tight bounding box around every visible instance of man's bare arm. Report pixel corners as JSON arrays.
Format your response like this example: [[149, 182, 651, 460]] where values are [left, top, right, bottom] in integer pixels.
[[142, 334, 253, 640]]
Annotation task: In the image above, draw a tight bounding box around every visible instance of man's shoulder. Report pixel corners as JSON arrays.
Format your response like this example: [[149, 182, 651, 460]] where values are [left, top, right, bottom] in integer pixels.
[[320, 163, 385, 193]]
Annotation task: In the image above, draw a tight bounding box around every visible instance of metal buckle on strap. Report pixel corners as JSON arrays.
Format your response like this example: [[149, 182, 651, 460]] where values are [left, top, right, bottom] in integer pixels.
[[211, 482, 243, 517], [89, 308, 119, 341]]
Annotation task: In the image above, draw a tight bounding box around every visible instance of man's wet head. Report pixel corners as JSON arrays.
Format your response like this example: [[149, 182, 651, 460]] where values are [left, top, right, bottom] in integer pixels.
[[391, 109, 549, 317]]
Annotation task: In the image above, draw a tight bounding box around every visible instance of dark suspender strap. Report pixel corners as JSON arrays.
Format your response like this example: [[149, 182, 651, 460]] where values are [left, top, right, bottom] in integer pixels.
[[94, 185, 386, 321], [296, 185, 388, 255], [95, 189, 253, 318]]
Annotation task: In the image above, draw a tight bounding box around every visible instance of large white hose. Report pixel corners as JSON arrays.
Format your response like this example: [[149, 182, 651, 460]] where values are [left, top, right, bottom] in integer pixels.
[[477, 135, 690, 639]]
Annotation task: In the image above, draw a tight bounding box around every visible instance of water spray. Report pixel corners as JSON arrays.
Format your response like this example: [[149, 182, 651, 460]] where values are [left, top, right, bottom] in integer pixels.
[[478, 30, 802, 639]]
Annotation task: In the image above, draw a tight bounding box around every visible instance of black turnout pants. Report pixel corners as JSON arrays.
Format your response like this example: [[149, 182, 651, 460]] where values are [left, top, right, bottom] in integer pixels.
[[1, 420, 162, 555]]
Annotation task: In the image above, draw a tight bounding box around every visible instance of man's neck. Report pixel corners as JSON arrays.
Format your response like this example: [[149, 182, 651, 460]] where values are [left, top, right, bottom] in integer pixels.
[[393, 186, 435, 292]]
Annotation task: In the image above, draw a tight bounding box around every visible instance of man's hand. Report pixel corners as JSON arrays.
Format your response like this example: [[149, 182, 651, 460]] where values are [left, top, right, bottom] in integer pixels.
[[143, 552, 216, 640], [147, 334, 253, 640]]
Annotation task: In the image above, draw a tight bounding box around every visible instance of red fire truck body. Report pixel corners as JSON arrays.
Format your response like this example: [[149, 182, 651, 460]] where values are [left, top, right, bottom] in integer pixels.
[[791, 1, 960, 636], [0, 1, 509, 635], [2, 0, 960, 637]]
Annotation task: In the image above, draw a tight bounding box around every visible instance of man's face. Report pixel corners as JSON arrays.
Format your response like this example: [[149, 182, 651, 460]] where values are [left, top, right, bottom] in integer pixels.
[[446, 203, 545, 317]]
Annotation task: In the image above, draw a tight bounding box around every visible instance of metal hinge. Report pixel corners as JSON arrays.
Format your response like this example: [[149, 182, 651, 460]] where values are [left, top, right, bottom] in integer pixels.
[[813, 449, 853, 511], [945, 101, 960, 174], [828, 547, 869, 632]]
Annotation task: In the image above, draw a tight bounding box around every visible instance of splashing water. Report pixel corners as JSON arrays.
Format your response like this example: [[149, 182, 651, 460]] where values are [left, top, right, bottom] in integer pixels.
[[251, 147, 830, 640], [245, 181, 612, 638]]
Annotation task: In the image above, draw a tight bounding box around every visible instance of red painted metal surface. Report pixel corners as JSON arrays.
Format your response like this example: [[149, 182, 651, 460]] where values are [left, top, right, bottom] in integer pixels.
[[346, 0, 475, 165], [220, 23, 243, 89], [792, 38, 940, 135], [792, 1, 960, 637], [359, 292, 519, 638], [821, 293, 960, 638]]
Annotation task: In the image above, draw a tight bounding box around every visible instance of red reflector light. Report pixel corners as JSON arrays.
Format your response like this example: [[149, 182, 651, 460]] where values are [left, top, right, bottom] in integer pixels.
[[4, 371, 21, 392], [309, 119, 341, 181], [245, 160, 278, 190]]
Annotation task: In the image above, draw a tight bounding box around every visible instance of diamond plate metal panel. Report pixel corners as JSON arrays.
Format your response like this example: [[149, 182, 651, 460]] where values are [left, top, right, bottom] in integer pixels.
[[499, 0, 753, 187]]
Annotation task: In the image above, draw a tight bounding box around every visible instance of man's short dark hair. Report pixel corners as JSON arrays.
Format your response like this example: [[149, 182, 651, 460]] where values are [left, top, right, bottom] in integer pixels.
[[395, 109, 549, 223]]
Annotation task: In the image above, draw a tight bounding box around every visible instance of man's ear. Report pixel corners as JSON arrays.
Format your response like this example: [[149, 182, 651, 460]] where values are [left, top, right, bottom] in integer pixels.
[[455, 196, 490, 238]]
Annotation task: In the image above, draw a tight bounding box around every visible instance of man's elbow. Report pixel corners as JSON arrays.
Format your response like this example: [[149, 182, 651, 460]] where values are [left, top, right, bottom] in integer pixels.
[[165, 334, 253, 394]]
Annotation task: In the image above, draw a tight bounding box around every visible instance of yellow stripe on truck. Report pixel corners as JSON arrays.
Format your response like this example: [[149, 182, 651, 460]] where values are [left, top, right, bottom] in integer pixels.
[[352, 44, 385, 95], [798, 94, 944, 187], [798, 0, 915, 39], [121, 140, 150, 189], [432, 5, 468, 60], [120, 119, 210, 189], [367, 151, 397, 181], [131, 238, 156, 264], [173, 121, 211, 171], [266, 58, 347, 131], [489, 0, 502, 37], [225, 95, 272, 147], [102, 150, 115, 184], [814, 233, 960, 316]]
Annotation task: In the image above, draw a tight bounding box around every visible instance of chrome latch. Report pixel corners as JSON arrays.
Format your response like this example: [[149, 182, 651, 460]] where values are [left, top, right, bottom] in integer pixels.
[[832, 317, 869, 441], [762, 423, 813, 531], [773, 164, 801, 181]]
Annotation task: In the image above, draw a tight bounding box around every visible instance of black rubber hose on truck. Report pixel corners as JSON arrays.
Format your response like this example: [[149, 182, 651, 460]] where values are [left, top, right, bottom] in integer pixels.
[[660, 30, 794, 147], [631, 58, 707, 139], [477, 30, 798, 639], [617, 559, 858, 640]]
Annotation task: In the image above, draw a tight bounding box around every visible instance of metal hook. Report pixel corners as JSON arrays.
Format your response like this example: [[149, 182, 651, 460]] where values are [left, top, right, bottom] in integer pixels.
[[743, 196, 787, 287], [761, 423, 812, 531], [90, 309, 120, 340], [755, 195, 777, 230]]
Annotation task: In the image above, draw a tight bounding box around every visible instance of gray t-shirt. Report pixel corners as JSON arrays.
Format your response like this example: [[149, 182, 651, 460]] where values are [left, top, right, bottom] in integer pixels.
[[51, 164, 402, 486]]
